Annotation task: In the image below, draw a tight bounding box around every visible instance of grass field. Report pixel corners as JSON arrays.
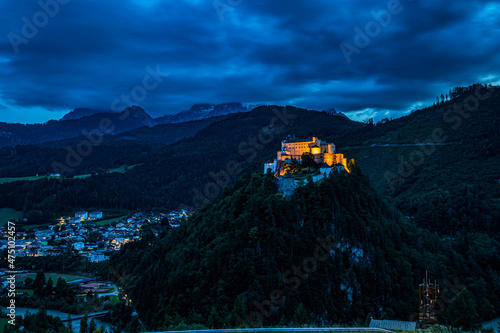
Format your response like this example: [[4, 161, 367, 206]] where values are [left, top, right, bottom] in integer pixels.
[[0, 164, 142, 184], [109, 295, 121, 305], [6, 273, 88, 284], [0, 175, 60, 184], [17, 288, 34, 295], [0, 208, 23, 226], [90, 215, 127, 226], [74, 163, 142, 179], [0, 318, 8, 333], [23, 223, 50, 231]]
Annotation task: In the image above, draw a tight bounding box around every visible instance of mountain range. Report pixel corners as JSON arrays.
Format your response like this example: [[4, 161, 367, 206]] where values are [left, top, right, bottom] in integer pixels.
[[0, 102, 251, 148]]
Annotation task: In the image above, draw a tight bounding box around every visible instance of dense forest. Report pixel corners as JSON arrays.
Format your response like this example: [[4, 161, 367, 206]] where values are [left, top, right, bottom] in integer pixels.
[[338, 83, 500, 235], [103, 170, 498, 330]]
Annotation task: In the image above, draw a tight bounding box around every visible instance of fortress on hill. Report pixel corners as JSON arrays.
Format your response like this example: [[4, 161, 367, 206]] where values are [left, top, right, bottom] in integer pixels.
[[264, 135, 349, 195]]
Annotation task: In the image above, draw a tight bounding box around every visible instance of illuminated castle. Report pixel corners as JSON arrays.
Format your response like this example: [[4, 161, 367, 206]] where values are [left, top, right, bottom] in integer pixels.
[[264, 135, 348, 175], [264, 135, 349, 195]]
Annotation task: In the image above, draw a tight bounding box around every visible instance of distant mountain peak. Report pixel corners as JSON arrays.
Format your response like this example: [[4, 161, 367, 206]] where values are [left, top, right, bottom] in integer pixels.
[[189, 104, 215, 113], [60, 108, 107, 121], [122, 105, 156, 127], [324, 108, 348, 118], [155, 102, 247, 125]]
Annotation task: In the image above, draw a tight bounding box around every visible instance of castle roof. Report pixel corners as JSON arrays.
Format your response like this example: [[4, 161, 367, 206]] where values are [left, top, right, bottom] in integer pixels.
[[319, 163, 331, 168], [283, 138, 312, 143], [283, 172, 294, 178]]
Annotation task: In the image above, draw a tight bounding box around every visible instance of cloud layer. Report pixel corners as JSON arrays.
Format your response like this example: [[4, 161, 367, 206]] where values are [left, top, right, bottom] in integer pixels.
[[1, 0, 499, 123]]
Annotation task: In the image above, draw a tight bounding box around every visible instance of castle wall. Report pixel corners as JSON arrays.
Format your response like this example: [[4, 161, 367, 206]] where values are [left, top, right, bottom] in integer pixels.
[[264, 160, 277, 173], [271, 136, 349, 195]]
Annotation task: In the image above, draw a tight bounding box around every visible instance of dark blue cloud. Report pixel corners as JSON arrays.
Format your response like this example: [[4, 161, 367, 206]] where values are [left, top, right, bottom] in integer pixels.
[[0, 0, 499, 123]]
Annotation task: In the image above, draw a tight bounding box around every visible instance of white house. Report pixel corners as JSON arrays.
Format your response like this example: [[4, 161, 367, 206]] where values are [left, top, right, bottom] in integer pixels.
[[72, 242, 85, 251], [89, 252, 107, 263], [75, 211, 88, 220], [89, 211, 103, 219]]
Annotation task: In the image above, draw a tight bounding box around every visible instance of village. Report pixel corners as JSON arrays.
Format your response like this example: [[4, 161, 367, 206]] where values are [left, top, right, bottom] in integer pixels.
[[0, 210, 191, 263]]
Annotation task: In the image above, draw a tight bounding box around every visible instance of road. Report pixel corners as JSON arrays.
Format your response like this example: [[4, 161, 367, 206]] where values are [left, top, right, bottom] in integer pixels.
[[145, 328, 395, 333], [60, 311, 110, 322], [343, 142, 461, 149]]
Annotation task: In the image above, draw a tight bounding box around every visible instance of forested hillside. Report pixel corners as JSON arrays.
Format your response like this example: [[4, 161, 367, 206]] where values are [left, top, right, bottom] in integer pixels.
[[0, 115, 229, 178], [0, 106, 361, 222], [336, 84, 500, 235], [102, 171, 498, 330]]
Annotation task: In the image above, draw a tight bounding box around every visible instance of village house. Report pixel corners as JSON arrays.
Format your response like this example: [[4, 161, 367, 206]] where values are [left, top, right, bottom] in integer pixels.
[[89, 211, 103, 219], [75, 211, 88, 220]]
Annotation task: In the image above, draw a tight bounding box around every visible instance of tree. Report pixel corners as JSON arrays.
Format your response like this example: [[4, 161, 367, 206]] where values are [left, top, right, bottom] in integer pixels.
[[45, 277, 54, 297], [33, 270, 46, 297], [23, 277, 34, 288], [80, 314, 89, 333], [230, 294, 246, 327], [347, 158, 362, 176], [300, 152, 316, 172], [66, 314, 73, 333], [89, 318, 97, 333], [445, 289, 481, 330], [293, 303, 309, 326], [35, 306, 49, 332]]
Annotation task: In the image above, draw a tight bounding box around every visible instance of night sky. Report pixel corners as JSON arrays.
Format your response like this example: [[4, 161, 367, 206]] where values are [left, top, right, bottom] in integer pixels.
[[1, 0, 499, 124]]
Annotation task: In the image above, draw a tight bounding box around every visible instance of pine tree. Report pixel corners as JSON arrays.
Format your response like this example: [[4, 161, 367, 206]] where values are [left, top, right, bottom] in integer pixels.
[[88, 318, 97, 333], [293, 303, 309, 327], [80, 314, 89, 333], [45, 277, 54, 297], [66, 314, 73, 333], [446, 289, 481, 330], [33, 270, 46, 297], [230, 294, 247, 327]]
